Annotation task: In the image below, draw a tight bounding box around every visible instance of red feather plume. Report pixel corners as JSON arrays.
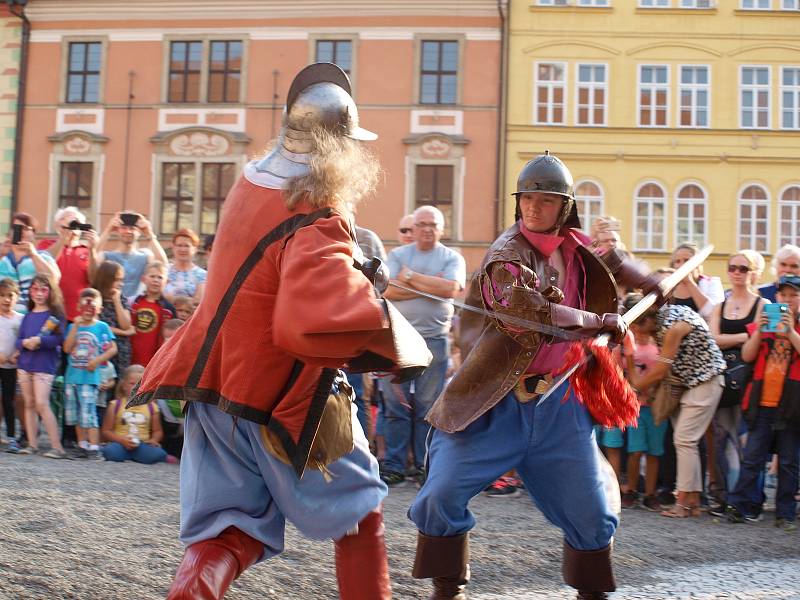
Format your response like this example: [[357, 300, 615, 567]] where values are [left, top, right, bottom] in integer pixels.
[[556, 340, 639, 429]]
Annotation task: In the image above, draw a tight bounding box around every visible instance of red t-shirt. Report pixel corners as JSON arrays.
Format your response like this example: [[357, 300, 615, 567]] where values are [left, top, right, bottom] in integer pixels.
[[56, 245, 91, 321], [130, 295, 176, 366]]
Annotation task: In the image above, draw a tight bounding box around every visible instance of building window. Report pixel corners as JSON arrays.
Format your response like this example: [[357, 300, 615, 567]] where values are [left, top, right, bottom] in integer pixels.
[[741, 0, 771, 8], [315, 40, 352, 75], [161, 162, 236, 235], [574, 181, 604, 231], [66, 42, 101, 103], [781, 67, 800, 129], [675, 184, 707, 246], [536, 0, 569, 4], [208, 41, 242, 103], [738, 184, 769, 252], [783, 0, 799, 8], [639, 0, 669, 6], [59, 162, 93, 212], [534, 62, 566, 125], [169, 41, 203, 103], [634, 182, 667, 250], [420, 41, 458, 105], [740, 66, 770, 129], [638, 65, 669, 127], [779, 185, 800, 246], [576, 64, 607, 126], [201, 163, 236, 234], [681, 0, 714, 6], [577, 0, 610, 5], [679, 66, 709, 127], [415, 165, 454, 238]]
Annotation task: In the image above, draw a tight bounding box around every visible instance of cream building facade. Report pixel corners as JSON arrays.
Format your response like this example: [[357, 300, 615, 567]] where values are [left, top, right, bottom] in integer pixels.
[[0, 6, 22, 230], [506, 0, 800, 277]]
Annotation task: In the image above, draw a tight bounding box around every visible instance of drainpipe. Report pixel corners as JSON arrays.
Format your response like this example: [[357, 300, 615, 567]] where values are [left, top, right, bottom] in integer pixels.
[[495, 0, 510, 236], [121, 69, 135, 210], [8, 0, 30, 218], [270, 69, 279, 139]]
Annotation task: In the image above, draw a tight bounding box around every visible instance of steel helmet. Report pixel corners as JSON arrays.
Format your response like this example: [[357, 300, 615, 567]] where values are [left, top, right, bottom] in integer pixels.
[[513, 151, 580, 231]]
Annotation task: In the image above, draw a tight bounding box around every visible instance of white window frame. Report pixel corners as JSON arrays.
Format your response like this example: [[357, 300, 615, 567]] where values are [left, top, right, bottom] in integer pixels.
[[639, 0, 670, 6], [533, 61, 567, 125], [678, 64, 711, 128], [638, 64, 670, 128], [783, 0, 799, 9], [681, 0, 715, 7], [737, 183, 771, 253], [574, 179, 605, 232], [780, 66, 800, 130], [674, 182, 709, 246], [633, 181, 668, 251], [577, 0, 611, 5], [778, 184, 800, 246], [740, 65, 771, 130], [740, 0, 771, 9], [536, 0, 569, 5], [575, 63, 608, 127]]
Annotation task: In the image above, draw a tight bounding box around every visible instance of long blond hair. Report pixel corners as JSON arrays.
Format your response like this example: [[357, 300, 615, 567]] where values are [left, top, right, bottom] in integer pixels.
[[282, 128, 380, 213]]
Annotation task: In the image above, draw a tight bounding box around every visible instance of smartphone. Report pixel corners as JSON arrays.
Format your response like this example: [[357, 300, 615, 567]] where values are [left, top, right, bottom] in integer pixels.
[[11, 223, 23, 245], [120, 213, 140, 227], [68, 220, 93, 231], [762, 303, 789, 333]]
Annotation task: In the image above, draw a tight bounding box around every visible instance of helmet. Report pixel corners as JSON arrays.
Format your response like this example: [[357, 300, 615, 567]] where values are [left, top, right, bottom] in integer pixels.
[[253, 63, 376, 181], [512, 151, 579, 231]]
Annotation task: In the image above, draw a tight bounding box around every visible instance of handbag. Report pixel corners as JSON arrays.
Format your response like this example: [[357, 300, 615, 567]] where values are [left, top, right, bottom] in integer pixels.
[[652, 373, 685, 426], [720, 348, 752, 407]]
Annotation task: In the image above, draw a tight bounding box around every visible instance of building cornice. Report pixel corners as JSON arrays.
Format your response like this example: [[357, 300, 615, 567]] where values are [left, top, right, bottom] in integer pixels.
[[26, 0, 501, 21]]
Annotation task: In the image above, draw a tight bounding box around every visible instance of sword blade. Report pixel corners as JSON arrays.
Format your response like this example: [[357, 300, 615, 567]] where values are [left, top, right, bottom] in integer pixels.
[[387, 281, 587, 342], [535, 244, 715, 406]]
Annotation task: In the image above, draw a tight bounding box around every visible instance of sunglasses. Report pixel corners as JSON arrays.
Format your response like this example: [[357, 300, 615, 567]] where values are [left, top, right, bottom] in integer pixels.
[[399, 227, 412, 234], [727, 265, 751, 274]]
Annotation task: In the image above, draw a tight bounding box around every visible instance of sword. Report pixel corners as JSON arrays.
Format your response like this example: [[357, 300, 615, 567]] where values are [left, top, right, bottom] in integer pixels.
[[387, 281, 588, 342], [535, 244, 715, 406]]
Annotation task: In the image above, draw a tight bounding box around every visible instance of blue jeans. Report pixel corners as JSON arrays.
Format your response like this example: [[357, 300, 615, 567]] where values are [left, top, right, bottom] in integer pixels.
[[728, 408, 800, 522], [103, 441, 168, 464], [409, 386, 618, 551], [382, 335, 449, 473], [344, 371, 369, 436]]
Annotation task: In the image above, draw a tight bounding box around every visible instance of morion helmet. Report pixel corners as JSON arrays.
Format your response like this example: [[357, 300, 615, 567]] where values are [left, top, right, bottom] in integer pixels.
[[512, 151, 580, 231], [253, 63, 377, 181]]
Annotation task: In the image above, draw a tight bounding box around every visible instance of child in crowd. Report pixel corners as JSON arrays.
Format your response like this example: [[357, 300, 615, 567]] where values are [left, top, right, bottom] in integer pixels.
[[101, 364, 169, 464], [157, 318, 185, 459], [619, 294, 668, 511], [171, 295, 194, 322], [727, 275, 800, 531], [93, 260, 134, 374], [63, 288, 118, 460], [130, 262, 176, 367], [13, 275, 66, 458], [0, 278, 22, 448]]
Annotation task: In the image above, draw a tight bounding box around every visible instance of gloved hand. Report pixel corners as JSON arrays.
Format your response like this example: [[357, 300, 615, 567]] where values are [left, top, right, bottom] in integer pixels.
[[600, 313, 628, 345], [355, 257, 390, 296], [391, 365, 428, 384]]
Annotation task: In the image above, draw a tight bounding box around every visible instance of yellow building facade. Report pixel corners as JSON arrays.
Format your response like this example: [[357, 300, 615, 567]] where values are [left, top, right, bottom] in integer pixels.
[[505, 0, 800, 278]]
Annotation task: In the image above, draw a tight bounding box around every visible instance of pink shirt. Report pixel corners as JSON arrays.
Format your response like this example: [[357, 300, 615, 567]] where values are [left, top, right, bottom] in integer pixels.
[[482, 222, 589, 376]]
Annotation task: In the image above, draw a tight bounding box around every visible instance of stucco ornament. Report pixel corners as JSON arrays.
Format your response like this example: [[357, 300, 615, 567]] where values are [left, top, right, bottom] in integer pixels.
[[64, 135, 92, 155], [170, 132, 230, 156]]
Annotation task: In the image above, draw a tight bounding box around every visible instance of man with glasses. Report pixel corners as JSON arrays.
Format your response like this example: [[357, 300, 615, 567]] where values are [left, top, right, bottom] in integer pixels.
[[397, 214, 415, 245], [381, 205, 466, 487]]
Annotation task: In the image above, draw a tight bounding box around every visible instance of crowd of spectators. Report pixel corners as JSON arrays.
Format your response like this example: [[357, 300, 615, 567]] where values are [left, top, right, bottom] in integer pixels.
[[0, 208, 200, 464], [0, 204, 797, 533]]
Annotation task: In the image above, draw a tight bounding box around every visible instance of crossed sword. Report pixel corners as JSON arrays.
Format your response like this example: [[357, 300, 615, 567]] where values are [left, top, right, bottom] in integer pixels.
[[387, 244, 714, 406]]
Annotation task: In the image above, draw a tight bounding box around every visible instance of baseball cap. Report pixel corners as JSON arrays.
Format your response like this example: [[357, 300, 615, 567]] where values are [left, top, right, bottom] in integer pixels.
[[777, 274, 800, 291]]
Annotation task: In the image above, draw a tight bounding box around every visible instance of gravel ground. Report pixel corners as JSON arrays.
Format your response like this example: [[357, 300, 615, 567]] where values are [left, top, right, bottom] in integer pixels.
[[1, 450, 798, 600]]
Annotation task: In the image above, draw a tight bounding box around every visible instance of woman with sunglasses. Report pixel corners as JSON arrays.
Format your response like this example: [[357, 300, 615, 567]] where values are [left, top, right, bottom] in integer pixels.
[[708, 250, 766, 515]]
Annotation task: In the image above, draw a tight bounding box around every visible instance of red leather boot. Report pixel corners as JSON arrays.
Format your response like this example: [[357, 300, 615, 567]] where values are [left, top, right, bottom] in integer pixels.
[[167, 526, 263, 600], [334, 507, 392, 600]]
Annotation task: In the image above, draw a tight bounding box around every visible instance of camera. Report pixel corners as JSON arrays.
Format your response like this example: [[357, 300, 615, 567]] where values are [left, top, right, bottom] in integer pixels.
[[10, 223, 23, 245], [119, 213, 140, 227], [68, 220, 93, 232]]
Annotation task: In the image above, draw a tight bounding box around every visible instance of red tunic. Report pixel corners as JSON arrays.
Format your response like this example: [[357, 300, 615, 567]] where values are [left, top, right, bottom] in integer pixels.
[[129, 177, 393, 473]]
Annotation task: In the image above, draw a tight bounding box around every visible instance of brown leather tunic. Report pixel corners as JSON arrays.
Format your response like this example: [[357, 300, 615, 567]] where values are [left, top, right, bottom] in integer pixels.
[[425, 222, 620, 433]]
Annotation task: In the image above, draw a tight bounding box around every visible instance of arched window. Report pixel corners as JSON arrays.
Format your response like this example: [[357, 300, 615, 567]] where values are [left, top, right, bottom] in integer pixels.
[[779, 185, 800, 247], [738, 184, 769, 252], [634, 182, 666, 251], [675, 183, 707, 246], [574, 181, 604, 232]]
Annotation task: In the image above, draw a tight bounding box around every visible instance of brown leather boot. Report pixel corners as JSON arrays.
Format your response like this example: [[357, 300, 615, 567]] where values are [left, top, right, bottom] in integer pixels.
[[562, 539, 616, 595], [334, 507, 392, 599], [412, 531, 469, 599], [166, 526, 263, 600]]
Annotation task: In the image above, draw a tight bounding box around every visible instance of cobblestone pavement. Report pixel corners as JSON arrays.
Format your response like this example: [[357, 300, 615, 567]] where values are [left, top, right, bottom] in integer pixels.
[[1, 451, 798, 599]]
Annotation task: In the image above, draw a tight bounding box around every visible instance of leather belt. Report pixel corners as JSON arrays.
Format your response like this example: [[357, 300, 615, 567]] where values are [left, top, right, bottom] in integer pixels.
[[513, 373, 553, 404]]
